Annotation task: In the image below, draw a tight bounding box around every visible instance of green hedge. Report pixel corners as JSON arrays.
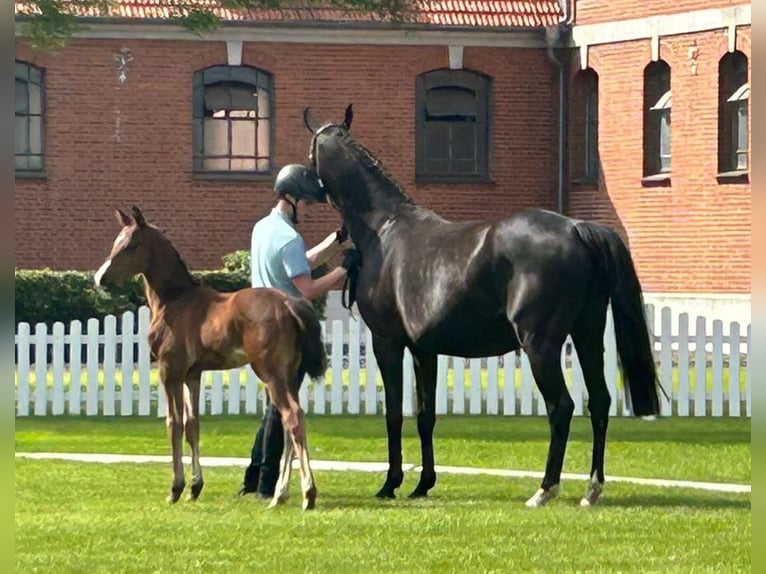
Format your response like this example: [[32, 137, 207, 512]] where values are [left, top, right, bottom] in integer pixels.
[[15, 250, 327, 327]]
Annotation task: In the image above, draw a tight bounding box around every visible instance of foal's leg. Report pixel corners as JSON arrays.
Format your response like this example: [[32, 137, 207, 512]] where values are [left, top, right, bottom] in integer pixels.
[[522, 334, 574, 508], [571, 307, 611, 507], [372, 336, 405, 499], [409, 350, 438, 498], [162, 368, 187, 503], [183, 369, 204, 500]]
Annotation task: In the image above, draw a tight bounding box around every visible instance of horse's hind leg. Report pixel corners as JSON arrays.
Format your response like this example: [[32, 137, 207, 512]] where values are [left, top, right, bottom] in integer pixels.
[[184, 370, 204, 500], [522, 333, 573, 508], [161, 368, 186, 503], [409, 350, 438, 498], [571, 303, 611, 507], [269, 420, 295, 508]]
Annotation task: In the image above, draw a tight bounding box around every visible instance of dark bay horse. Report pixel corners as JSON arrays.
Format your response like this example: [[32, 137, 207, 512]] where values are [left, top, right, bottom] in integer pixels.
[[95, 206, 325, 510], [302, 105, 665, 507]]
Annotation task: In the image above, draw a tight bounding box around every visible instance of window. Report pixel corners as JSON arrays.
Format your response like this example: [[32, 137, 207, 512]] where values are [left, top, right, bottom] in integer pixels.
[[643, 60, 671, 179], [571, 68, 599, 182], [718, 51, 749, 175], [415, 69, 491, 182], [15, 61, 44, 174], [192, 65, 273, 176]]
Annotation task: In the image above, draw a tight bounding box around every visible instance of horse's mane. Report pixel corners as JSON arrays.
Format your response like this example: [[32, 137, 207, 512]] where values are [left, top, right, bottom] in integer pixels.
[[339, 132, 417, 210]]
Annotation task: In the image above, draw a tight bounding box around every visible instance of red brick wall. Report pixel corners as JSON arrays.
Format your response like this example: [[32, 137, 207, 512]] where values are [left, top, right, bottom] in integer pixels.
[[566, 27, 751, 294], [14, 38, 557, 272], [573, 0, 750, 25]]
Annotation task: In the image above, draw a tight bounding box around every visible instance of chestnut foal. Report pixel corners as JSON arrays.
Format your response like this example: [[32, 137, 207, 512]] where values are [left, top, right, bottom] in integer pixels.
[[95, 206, 326, 510]]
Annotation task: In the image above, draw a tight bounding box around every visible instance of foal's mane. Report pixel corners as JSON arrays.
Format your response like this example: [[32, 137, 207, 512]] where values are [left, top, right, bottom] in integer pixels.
[[147, 223, 201, 286]]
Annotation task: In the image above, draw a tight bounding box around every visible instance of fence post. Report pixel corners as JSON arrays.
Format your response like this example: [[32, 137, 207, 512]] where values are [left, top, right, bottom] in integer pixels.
[[403, 349, 414, 417], [436, 354, 448, 415], [137, 306, 151, 416], [86, 318, 100, 416], [603, 305, 618, 416], [52, 322, 65, 415], [746, 324, 751, 417], [711, 320, 724, 417], [69, 321, 82, 415], [470, 358, 482, 415], [348, 319, 361, 415], [729, 322, 741, 417], [503, 351, 516, 416], [17, 323, 30, 417], [103, 315, 117, 416], [660, 307, 673, 416], [331, 320, 344, 415], [34, 323, 48, 416], [677, 313, 690, 417], [453, 357, 465, 415], [120, 311, 134, 416], [365, 325, 378, 415], [694, 316, 707, 417], [486, 356, 499, 415]]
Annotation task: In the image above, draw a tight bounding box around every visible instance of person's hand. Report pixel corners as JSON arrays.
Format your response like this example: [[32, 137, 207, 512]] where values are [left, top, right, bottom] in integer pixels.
[[341, 248, 361, 271], [335, 225, 350, 244]]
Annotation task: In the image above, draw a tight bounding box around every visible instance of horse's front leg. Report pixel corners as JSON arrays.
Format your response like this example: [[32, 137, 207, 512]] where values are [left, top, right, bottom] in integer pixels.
[[161, 364, 186, 503], [372, 336, 405, 499], [409, 350, 438, 498], [183, 369, 204, 500]]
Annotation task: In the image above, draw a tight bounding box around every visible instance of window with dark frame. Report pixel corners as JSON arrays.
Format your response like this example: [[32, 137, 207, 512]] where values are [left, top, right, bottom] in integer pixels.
[[718, 51, 749, 175], [415, 69, 491, 182], [582, 69, 599, 181], [643, 60, 671, 178], [15, 61, 44, 174], [192, 65, 273, 175]]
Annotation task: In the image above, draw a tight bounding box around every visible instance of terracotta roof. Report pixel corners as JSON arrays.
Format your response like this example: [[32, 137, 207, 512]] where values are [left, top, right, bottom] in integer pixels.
[[15, 0, 563, 28]]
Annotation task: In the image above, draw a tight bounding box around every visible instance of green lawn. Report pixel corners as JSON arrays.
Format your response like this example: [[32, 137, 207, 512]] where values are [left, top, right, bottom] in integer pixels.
[[15, 416, 750, 573]]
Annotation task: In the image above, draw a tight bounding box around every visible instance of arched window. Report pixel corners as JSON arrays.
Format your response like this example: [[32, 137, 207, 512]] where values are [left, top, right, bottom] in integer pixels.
[[415, 69, 491, 182], [15, 60, 45, 174], [572, 68, 599, 181], [192, 65, 274, 175], [643, 60, 671, 179], [718, 51, 748, 175]]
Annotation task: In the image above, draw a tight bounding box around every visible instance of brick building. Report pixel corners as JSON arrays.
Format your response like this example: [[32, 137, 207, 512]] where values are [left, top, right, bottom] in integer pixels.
[[14, 0, 750, 324]]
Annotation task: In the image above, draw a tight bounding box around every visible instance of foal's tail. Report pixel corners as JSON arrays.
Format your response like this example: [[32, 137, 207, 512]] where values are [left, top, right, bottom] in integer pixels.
[[284, 298, 328, 380], [573, 221, 666, 416]]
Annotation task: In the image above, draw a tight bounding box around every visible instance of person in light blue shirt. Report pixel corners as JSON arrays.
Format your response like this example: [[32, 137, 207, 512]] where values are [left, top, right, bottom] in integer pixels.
[[239, 163, 360, 499]]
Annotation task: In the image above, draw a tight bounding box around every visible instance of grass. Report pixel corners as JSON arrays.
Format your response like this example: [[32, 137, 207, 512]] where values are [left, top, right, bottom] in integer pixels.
[[15, 416, 750, 573]]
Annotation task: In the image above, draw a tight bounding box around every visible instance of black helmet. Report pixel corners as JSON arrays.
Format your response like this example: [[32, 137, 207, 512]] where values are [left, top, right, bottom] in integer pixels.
[[273, 164, 326, 204]]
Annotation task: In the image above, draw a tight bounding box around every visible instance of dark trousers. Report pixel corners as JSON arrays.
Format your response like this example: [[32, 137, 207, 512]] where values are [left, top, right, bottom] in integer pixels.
[[242, 403, 284, 496], [242, 370, 304, 496]]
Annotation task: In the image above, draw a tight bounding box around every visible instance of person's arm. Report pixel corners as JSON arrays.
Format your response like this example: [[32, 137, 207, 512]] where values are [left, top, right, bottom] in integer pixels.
[[291, 267, 347, 301], [306, 227, 349, 269]]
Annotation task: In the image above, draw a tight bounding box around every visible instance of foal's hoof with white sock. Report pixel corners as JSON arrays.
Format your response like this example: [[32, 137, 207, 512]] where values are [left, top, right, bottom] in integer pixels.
[[579, 479, 604, 507], [525, 484, 560, 507]]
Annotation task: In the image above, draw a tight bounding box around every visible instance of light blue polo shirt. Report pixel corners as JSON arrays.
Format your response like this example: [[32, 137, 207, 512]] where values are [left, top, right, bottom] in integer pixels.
[[250, 208, 311, 298]]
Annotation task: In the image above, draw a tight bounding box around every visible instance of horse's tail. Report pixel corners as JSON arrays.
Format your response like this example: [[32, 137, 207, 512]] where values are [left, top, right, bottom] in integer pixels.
[[284, 297, 327, 380], [573, 221, 666, 416]]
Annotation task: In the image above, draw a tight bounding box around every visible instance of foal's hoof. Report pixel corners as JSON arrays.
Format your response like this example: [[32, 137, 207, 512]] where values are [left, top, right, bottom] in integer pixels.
[[525, 485, 560, 508], [268, 495, 289, 509], [579, 483, 604, 507], [408, 475, 436, 499], [188, 481, 204, 501]]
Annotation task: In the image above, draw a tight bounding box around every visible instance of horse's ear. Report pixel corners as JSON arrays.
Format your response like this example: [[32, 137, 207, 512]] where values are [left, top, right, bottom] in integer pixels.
[[343, 104, 354, 130], [115, 209, 132, 227], [131, 205, 147, 228], [303, 107, 321, 134]]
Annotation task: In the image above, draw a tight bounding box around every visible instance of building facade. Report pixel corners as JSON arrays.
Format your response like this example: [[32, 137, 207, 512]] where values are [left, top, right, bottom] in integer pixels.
[[14, 0, 751, 324]]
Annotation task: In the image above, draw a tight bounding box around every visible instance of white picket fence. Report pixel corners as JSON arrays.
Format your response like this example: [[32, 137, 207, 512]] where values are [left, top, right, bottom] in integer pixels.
[[15, 304, 750, 418]]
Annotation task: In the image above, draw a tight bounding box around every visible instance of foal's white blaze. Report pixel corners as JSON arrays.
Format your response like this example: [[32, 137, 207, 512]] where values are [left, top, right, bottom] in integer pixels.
[[94, 260, 111, 287], [525, 484, 560, 508], [580, 471, 604, 507]]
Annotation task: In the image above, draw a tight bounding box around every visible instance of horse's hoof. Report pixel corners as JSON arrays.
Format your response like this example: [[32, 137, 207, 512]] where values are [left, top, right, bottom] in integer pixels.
[[167, 491, 182, 504], [189, 481, 204, 501], [268, 495, 288, 509], [375, 487, 396, 499], [302, 496, 316, 511], [407, 488, 428, 499], [525, 485, 560, 508]]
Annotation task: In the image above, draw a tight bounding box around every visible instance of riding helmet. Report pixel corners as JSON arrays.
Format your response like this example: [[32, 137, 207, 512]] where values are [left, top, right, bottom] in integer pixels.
[[273, 164, 325, 204]]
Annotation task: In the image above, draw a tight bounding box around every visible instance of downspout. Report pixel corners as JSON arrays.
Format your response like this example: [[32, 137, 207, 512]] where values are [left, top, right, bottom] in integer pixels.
[[545, 0, 573, 214]]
